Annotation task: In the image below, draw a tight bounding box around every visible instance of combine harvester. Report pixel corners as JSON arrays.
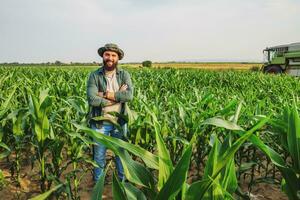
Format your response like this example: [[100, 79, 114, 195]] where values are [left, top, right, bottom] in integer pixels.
[[262, 42, 300, 76]]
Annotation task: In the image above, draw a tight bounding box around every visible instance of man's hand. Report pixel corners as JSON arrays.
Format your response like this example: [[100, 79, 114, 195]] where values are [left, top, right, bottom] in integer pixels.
[[106, 84, 127, 101], [106, 91, 115, 101], [106, 99, 116, 106], [97, 92, 115, 106], [119, 84, 128, 91], [98, 92, 104, 97], [100, 84, 128, 102]]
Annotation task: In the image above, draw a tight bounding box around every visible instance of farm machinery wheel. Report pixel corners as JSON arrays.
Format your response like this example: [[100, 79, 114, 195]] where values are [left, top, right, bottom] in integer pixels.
[[263, 65, 283, 74]]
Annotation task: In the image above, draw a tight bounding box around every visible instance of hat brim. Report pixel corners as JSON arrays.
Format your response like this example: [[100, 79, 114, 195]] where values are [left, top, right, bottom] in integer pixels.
[[98, 47, 124, 60]]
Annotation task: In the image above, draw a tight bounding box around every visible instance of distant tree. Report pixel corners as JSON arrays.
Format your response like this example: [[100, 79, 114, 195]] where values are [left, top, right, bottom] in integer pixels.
[[142, 60, 152, 68], [55, 60, 62, 65]]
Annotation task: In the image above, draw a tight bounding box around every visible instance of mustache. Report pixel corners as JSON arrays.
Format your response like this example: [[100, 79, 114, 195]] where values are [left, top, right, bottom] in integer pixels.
[[103, 60, 117, 65], [103, 60, 118, 71]]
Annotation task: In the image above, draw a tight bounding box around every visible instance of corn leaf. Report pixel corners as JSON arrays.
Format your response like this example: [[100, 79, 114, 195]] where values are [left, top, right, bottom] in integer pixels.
[[123, 182, 147, 200], [156, 143, 193, 200], [112, 172, 128, 200], [29, 184, 63, 200], [91, 165, 108, 200], [155, 122, 173, 191]]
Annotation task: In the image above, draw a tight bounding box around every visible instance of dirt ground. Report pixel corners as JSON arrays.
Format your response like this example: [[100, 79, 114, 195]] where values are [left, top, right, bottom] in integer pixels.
[[0, 155, 288, 200], [0, 162, 112, 200], [0, 170, 288, 200]]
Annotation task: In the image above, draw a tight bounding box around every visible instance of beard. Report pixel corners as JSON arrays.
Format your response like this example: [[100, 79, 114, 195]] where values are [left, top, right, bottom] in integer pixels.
[[103, 59, 118, 71]]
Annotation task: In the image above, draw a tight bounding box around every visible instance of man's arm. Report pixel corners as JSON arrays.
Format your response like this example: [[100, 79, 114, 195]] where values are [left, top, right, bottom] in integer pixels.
[[98, 92, 117, 106], [112, 71, 134, 103], [86, 73, 111, 107]]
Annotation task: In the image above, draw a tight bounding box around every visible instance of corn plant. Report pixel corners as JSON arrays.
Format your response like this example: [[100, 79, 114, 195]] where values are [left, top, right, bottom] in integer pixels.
[[0, 86, 15, 189], [260, 102, 300, 199], [2, 66, 300, 199], [28, 89, 54, 191], [75, 108, 268, 199], [5, 108, 28, 184]]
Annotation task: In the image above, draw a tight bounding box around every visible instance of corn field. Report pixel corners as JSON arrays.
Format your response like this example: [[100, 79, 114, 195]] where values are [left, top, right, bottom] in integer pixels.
[[0, 66, 299, 200]]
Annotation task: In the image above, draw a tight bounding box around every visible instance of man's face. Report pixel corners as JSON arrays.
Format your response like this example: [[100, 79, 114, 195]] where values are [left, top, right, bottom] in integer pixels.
[[102, 50, 119, 71]]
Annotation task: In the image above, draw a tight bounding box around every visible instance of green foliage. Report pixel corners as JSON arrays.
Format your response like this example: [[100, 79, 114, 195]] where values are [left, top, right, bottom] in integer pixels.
[[54, 60, 63, 65], [0, 66, 300, 199], [142, 60, 152, 68], [264, 102, 300, 199], [28, 184, 63, 200], [91, 165, 109, 200]]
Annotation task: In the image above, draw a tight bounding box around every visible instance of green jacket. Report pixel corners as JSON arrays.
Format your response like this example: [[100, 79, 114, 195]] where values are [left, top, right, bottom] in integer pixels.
[[86, 67, 134, 127]]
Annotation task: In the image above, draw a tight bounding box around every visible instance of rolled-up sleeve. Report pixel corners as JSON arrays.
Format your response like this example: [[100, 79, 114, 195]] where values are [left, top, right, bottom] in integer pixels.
[[87, 73, 109, 107]]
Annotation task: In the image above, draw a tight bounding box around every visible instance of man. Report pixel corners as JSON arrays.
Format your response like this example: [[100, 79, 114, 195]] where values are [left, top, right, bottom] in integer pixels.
[[86, 43, 133, 182]]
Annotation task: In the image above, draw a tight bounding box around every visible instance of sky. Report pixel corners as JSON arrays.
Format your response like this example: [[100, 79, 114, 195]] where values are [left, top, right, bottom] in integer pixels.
[[0, 0, 299, 63]]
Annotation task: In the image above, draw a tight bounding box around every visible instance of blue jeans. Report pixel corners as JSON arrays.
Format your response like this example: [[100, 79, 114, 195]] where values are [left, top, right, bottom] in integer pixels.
[[92, 123, 125, 181]]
